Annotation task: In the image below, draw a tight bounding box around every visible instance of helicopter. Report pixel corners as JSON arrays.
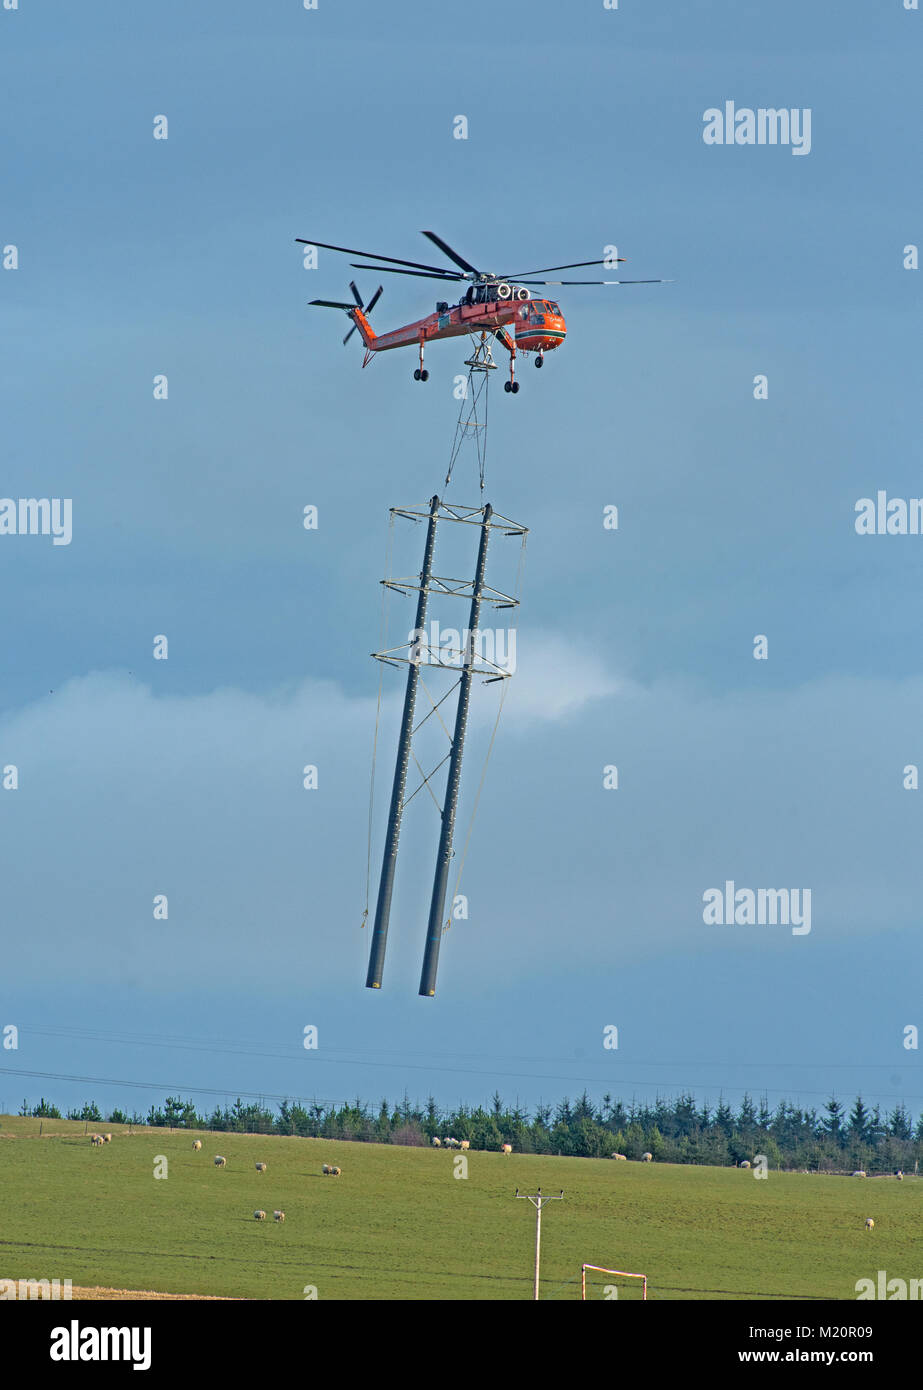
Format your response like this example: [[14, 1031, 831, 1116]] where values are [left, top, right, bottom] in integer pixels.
[[297, 230, 670, 393]]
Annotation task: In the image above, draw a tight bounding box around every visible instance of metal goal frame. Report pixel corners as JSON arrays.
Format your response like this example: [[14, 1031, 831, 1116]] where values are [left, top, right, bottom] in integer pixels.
[[581, 1264, 648, 1300]]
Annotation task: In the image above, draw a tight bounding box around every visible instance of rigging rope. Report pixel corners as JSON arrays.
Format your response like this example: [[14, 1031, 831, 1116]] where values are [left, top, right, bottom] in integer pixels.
[[445, 333, 492, 494], [443, 527, 528, 935]]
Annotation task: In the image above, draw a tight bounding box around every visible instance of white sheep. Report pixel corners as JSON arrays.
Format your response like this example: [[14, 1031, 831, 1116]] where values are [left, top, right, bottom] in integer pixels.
[[91, 1134, 103, 1146], [460, 1140, 470, 1151], [254, 1209, 266, 1221], [852, 1170, 867, 1178], [273, 1210, 285, 1222], [641, 1152, 653, 1162], [739, 1160, 751, 1169], [103, 1134, 112, 1143], [611, 1152, 627, 1161], [431, 1136, 441, 1147], [501, 1143, 513, 1155], [193, 1140, 202, 1151], [896, 1171, 904, 1180], [865, 1218, 875, 1230], [255, 1162, 267, 1173], [214, 1156, 227, 1168], [322, 1164, 341, 1176]]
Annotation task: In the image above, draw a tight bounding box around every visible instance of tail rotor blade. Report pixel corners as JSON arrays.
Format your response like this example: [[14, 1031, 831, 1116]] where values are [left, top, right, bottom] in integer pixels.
[[349, 280, 364, 307], [343, 324, 357, 345], [364, 284, 383, 315]]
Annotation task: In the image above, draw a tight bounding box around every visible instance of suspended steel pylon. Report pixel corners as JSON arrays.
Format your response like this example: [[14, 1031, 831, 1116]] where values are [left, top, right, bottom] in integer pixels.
[[365, 494, 441, 991], [365, 499, 528, 996]]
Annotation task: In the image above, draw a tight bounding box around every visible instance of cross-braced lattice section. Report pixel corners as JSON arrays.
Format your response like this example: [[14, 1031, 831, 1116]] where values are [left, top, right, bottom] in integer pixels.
[[382, 575, 518, 608], [390, 500, 526, 534], [372, 637, 513, 681]]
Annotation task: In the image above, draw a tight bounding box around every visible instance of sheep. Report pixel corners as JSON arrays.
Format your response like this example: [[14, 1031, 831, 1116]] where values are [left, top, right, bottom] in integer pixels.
[[255, 1162, 267, 1173], [273, 1210, 285, 1222], [103, 1134, 112, 1143], [896, 1170, 904, 1180], [254, 1209, 266, 1221], [460, 1140, 470, 1151], [193, 1140, 202, 1151], [865, 1218, 875, 1230], [641, 1152, 653, 1162], [322, 1164, 341, 1176], [501, 1143, 513, 1155], [444, 1137, 459, 1149], [214, 1156, 227, 1168], [852, 1170, 867, 1178], [610, 1152, 627, 1161], [739, 1160, 751, 1169], [431, 1136, 441, 1147], [91, 1134, 103, 1146]]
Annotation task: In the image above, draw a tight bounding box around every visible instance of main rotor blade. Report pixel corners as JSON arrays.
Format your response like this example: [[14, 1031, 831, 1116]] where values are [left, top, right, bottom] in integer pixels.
[[308, 299, 358, 308], [500, 257, 626, 277], [514, 278, 673, 285], [364, 285, 383, 315], [348, 280, 364, 306], [350, 262, 464, 281], [421, 231, 480, 276], [295, 237, 454, 276]]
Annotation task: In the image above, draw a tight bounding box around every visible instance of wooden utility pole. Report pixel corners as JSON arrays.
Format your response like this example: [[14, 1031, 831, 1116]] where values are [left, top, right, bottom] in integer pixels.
[[515, 1188, 564, 1300]]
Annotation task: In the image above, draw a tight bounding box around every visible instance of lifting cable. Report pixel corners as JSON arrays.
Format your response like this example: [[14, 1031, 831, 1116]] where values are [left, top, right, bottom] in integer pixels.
[[442, 525, 528, 935], [445, 333, 493, 494]]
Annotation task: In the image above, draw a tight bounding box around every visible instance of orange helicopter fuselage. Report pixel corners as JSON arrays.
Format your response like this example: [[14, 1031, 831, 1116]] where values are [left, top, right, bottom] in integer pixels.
[[349, 292, 567, 361]]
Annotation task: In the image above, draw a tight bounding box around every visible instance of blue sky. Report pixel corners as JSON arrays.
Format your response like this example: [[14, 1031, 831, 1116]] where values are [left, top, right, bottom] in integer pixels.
[[1, 0, 921, 1124]]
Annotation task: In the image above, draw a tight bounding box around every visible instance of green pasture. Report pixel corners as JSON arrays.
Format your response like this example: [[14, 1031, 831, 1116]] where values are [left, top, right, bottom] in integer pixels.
[[0, 1117, 916, 1300]]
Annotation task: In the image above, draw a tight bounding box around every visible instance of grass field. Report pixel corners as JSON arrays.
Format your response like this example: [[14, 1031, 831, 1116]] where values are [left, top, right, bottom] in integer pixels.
[[0, 1116, 917, 1300]]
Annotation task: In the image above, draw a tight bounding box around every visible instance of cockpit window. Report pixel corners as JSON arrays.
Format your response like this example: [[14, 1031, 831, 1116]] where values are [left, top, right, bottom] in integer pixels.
[[547, 301, 561, 316]]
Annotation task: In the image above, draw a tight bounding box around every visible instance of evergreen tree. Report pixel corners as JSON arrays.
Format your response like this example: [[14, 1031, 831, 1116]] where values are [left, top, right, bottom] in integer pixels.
[[738, 1094, 757, 1131], [574, 1091, 595, 1122], [888, 1103, 912, 1140], [848, 1096, 869, 1143], [714, 1098, 734, 1135], [32, 1098, 61, 1118], [822, 1096, 846, 1144]]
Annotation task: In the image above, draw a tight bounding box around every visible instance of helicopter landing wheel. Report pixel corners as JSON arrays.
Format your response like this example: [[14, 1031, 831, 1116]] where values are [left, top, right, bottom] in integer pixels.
[[413, 369, 421, 381], [504, 380, 512, 393], [511, 380, 520, 393], [420, 369, 429, 382], [535, 354, 544, 368]]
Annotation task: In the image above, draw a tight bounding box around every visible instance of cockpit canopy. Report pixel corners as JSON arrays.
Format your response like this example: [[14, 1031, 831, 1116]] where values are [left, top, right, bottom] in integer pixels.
[[517, 299, 562, 318]]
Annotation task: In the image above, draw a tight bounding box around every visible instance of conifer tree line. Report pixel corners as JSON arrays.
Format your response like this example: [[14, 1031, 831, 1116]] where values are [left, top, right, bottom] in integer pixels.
[[14, 1090, 923, 1172]]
